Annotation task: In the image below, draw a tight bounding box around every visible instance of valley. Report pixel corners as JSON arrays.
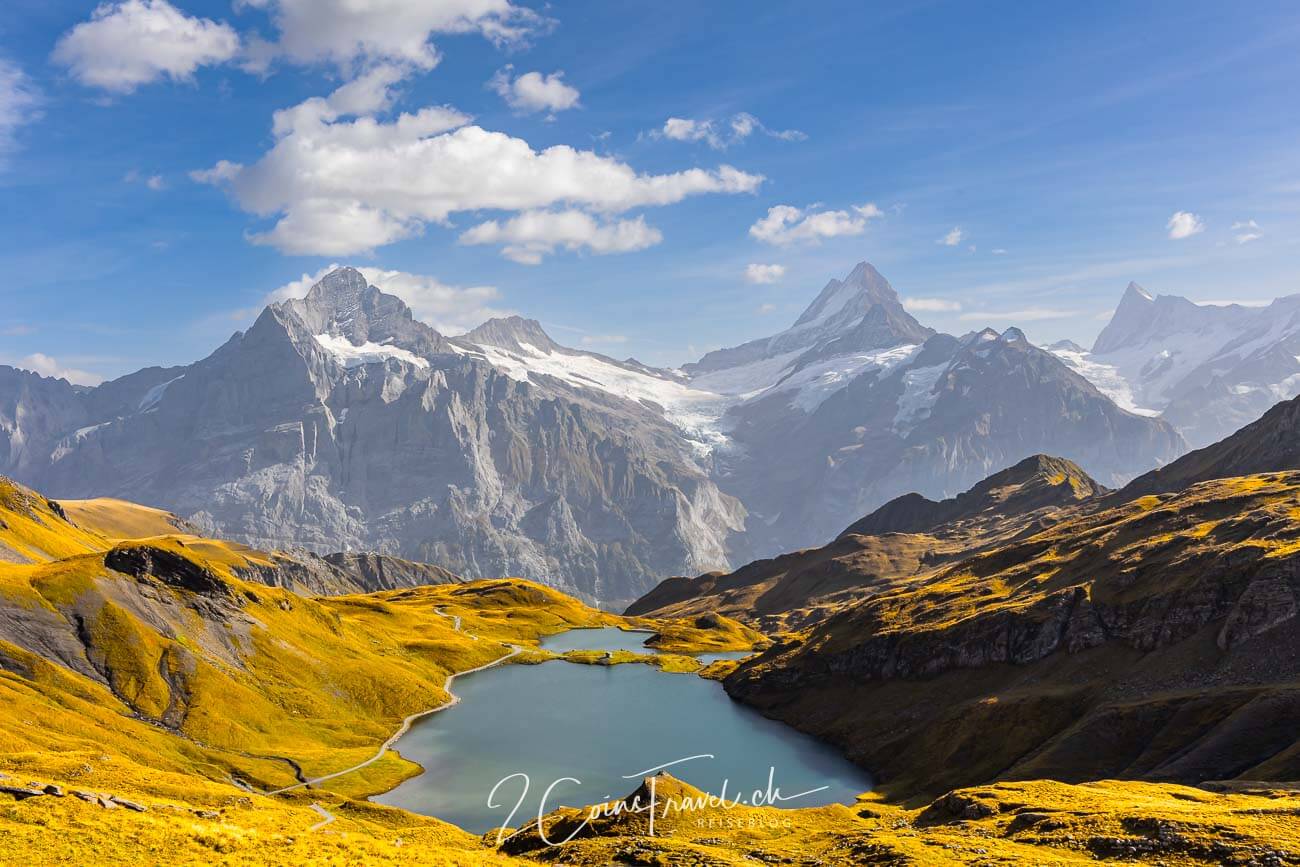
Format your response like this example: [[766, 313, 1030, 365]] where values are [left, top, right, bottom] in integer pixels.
[[3, 396, 1300, 866]]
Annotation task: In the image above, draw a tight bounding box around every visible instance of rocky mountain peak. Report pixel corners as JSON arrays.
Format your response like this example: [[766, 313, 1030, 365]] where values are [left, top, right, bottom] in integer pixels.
[[792, 261, 900, 328], [276, 267, 448, 359], [305, 266, 371, 307], [841, 453, 1104, 537], [460, 316, 559, 353], [1124, 281, 1154, 303]]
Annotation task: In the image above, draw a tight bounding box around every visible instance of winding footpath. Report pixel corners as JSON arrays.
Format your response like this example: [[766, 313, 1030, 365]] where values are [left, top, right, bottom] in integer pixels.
[[262, 607, 518, 829]]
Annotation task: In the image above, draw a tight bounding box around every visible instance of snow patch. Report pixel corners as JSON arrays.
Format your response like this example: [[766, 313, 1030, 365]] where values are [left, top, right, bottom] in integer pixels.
[[313, 334, 430, 369], [892, 363, 946, 434], [138, 375, 184, 412], [1049, 347, 1162, 417]]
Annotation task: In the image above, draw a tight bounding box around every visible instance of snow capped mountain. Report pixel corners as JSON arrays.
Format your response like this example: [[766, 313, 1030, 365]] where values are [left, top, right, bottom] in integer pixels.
[[685, 262, 934, 376], [1050, 283, 1300, 446], [447, 265, 940, 459], [0, 262, 1185, 601]]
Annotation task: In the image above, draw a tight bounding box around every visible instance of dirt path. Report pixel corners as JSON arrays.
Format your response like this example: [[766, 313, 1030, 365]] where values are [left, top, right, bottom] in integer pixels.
[[267, 608, 516, 797]]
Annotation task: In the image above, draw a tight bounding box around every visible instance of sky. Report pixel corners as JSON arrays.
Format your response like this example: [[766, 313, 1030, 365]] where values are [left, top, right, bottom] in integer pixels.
[[2, 0, 1300, 385]]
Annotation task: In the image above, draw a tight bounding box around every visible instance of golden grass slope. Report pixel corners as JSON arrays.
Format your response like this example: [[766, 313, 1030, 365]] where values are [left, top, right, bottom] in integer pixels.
[[725, 471, 1300, 800], [56, 496, 194, 541], [3, 474, 1299, 865]]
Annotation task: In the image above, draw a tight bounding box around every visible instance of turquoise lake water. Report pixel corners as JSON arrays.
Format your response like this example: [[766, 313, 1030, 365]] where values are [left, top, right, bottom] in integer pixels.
[[374, 628, 872, 833]]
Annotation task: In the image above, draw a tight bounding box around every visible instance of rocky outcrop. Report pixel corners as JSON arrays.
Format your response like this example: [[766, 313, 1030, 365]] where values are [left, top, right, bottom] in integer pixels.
[[234, 550, 464, 595], [105, 543, 233, 599]]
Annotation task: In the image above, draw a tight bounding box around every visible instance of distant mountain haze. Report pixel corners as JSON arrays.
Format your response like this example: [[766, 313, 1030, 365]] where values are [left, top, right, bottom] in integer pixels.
[[1052, 282, 1300, 447]]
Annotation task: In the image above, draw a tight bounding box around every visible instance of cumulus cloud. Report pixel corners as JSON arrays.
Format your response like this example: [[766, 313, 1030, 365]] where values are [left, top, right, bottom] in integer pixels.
[[236, 0, 543, 71], [1167, 210, 1205, 240], [459, 210, 662, 264], [489, 65, 579, 116], [938, 226, 964, 246], [744, 263, 786, 284], [653, 112, 805, 149], [0, 59, 39, 164], [903, 297, 962, 313], [755, 303, 777, 315], [749, 202, 882, 246], [17, 353, 103, 386], [195, 77, 762, 256], [52, 0, 240, 93], [267, 264, 509, 334], [1232, 219, 1263, 244]]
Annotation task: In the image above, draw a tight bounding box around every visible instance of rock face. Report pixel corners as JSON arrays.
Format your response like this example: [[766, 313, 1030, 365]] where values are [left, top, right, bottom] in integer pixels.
[[0, 269, 742, 607], [236, 550, 465, 596], [0, 263, 1186, 605], [711, 325, 1182, 556], [1052, 282, 1300, 447]]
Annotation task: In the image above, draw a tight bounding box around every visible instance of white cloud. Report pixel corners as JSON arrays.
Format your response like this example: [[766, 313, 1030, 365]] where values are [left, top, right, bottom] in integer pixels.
[[125, 169, 167, 190], [1167, 210, 1205, 240], [1232, 219, 1263, 244], [459, 210, 662, 264], [0, 59, 39, 165], [490, 66, 579, 115], [991, 248, 1007, 255], [267, 264, 508, 334], [580, 334, 627, 346], [195, 79, 762, 256], [958, 307, 1079, 322], [744, 263, 786, 284], [755, 303, 777, 315], [653, 112, 805, 149], [938, 226, 964, 246], [53, 0, 240, 93], [236, 0, 543, 70], [749, 202, 882, 246], [17, 353, 103, 386], [903, 297, 962, 313]]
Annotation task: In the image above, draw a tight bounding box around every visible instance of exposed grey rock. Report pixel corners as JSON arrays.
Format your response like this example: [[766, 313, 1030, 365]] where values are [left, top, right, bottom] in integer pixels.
[[2, 268, 741, 608], [0, 784, 45, 800], [235, 549, 465, 595], [110, 796, 148, 812]]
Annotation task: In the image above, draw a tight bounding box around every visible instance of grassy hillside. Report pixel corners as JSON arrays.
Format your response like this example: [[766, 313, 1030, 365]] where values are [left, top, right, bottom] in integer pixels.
[[3, 475, 1300, 864], [725, 470, 1300, 798]]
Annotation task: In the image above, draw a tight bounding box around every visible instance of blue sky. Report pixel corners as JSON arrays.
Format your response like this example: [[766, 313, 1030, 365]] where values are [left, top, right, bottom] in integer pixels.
[[2, 0, 1299, 384]]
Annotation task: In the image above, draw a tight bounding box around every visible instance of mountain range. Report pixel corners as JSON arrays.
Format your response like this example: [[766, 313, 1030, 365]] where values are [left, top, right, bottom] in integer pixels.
[[1052, 282, 1300, 448], [0, 262, 1195, 605]]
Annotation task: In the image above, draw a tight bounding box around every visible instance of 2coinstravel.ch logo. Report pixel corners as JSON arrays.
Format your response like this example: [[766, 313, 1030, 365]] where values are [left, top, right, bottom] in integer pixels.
[[488, 754, 828, 846]]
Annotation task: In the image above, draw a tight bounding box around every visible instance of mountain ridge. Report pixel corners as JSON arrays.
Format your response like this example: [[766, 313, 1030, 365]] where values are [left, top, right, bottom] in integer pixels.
[[1, 262, 1185, 604]]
